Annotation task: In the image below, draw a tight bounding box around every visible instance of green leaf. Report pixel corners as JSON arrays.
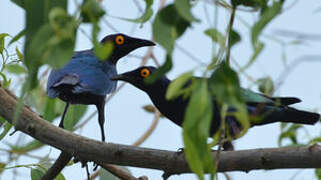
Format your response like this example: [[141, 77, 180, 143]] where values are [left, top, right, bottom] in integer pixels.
[[228, 29, 241, 48], [183, 79, 215, 180], [94, 41, 114, 61], [55, 173, 66, 180], [241, 42, 264, 71], [9, 29, 26, 46], [251, 1, 282, 46], [0, 33, 10, 54], [0, 163, 6, 174], [209, 62, 249, 136], [0, 117, 12, 141], [123, 0, 153, 24], [310, 137, 321, 144], [205, 28, 225, 49], [257, 76, 274, 95], [27, 12, 77, 70], [0, 72, 11, 88], [31, 168, 45, 180], [166, 71, 193, 100], [278, 124, 302, 146], [81, 0, 105, 23], [174, 0, 199, 22], [64, 105, 88, 130], [43, 98, 57, 122], [23, 0, 68, 89], [153, 4, 190, 54], [10, 140, 43, 153], [11, 0, 25, 8], [16, 46, 24, 60], [6, 64, 27, 75], [145, 54, 173, 84], [231, 0, 268, 9], [316, 169, 321, 180], [99, 166, 131, 180]]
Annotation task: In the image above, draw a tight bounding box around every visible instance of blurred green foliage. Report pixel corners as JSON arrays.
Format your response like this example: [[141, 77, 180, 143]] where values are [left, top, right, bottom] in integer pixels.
[[0, 0, 319, 179]]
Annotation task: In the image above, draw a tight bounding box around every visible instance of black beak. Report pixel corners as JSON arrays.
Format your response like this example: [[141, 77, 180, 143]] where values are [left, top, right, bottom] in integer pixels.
[[111, 73, 132, 82], [130, 37, 156, 48]]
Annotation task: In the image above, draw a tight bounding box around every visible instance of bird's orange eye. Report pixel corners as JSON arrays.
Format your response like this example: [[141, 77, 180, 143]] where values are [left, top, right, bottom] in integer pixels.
[[140, 68, 150, 78], [115, 35, 125, 45]]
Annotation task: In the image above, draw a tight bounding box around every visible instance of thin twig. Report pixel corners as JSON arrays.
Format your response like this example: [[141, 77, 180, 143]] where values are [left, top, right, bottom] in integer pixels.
[[226, 6, 236, 66], [132, 110, 161, 146]]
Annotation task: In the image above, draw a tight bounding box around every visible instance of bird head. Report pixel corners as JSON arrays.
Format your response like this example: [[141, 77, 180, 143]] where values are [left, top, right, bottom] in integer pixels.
[[100, 34, 155, 64], [111, 66, 169, 92]]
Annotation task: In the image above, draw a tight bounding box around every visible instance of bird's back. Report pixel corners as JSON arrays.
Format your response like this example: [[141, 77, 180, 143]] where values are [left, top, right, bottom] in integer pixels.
[[47, 49, 117, 99]]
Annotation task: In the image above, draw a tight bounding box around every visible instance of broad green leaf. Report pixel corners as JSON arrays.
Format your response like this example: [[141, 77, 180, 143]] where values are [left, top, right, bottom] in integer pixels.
[[23, 0, 67, 89], [28, 11, 77, 70], [251, 1, 282, 46], [209, 62, 249, 137], [0, 33, 9, 54], [94, 41, 114, 61], [64, 105, 88, 130], [31, 168, 45, 180], [55, 173, 66, 180], [122, 0, 153, 24], [9, 29, 26, 46], [81, 0, 105, 23], [209, 63, 243, 105], [257, 76, 274, 95], [146, 54, 173, 84], [6, 64, 27, 75], [99, 166, 131, 180], [166, 71, 193, 100], [43, 98, 57, 122], [205, 29, 225, 49], [183, 79, 215, 180], [153, 4, 190, 54], [228, 29, 241, 48], [45, 7, 77, 68], [11, 0, 25, 8], [174, 0, 199, 22]]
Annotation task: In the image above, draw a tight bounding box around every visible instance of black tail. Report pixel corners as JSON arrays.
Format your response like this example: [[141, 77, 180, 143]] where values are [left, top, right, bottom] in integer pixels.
[[281, 107, 320, 125], [251, 107, 320, 126]]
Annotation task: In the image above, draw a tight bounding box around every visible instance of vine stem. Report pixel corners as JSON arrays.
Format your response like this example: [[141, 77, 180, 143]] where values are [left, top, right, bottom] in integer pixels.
[[226, 6, 236, 66]]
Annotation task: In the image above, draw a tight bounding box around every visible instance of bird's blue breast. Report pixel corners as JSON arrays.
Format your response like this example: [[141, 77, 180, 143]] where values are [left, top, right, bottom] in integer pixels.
[[47, 50, 117, 98]]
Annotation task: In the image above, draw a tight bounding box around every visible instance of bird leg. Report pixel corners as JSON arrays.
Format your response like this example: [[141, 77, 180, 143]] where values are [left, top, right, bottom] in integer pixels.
[[59, 102, 70, 128], [96, 100, 106, 142]]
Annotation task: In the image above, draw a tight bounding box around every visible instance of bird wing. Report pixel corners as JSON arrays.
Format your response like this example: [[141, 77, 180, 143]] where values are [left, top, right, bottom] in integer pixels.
[[241, 88, 301, 106], [180, 77, 300, 106], [47, 50, 117, 98], [52, 74, 80, 87]]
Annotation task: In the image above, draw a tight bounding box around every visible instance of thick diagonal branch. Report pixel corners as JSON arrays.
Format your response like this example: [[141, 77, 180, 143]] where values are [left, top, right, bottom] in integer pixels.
[[0, 86, 321, 177]]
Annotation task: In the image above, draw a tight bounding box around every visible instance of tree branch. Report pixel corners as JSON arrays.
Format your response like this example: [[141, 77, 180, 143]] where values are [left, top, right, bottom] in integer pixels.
[[0, 85, 321, 178], [41, 151, 72, 180]]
